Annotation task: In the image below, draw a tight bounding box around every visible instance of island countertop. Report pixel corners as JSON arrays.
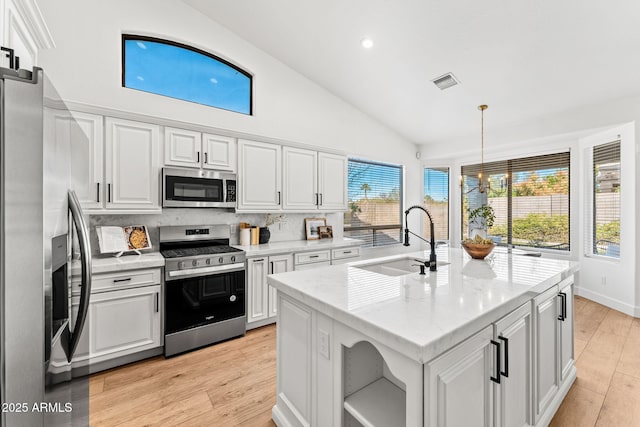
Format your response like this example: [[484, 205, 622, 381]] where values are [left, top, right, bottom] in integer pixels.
[[268, 247, 579, 363]]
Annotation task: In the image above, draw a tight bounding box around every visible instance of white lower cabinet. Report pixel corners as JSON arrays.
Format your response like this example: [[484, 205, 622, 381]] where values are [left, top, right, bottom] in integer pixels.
[[274, 274, 575, 427], [425, 325, 495, 427], [495, 302, 533, 427], [533, 286, 560, 422], [533, 278, 575, 425], [248, 246, 361, 329], [246, 254, 294, 327], [72, 284, 162, 366], [268, 253, 294, 318]]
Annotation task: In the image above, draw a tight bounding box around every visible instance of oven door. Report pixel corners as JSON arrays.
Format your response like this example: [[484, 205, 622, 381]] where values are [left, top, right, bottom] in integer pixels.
[[165, 267, 245, 335], [163, 167, 236, 208]]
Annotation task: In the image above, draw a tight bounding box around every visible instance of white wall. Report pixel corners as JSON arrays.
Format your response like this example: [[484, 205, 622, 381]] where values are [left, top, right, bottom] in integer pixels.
[[35, 0, 423, 233], [421, 95, 639, 316]]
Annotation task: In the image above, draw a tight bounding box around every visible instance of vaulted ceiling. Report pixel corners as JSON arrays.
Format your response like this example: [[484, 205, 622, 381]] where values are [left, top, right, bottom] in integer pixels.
[[185, 0, 640, 147]]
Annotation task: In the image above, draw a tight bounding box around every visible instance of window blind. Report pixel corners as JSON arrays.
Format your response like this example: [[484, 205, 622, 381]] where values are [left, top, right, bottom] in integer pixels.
[[344, 158, 403, 247], [592, 141, 620, 258], [424, 167, 449, 241], [461, 151, 570, 250]]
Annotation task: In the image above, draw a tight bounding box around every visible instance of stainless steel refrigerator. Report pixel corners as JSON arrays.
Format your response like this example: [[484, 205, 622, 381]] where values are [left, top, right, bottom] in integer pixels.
[[0, 67, 92, 426]]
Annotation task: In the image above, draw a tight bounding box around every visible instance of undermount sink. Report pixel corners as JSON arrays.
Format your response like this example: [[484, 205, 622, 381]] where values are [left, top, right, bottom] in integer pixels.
[[354, 257, 450, 277]]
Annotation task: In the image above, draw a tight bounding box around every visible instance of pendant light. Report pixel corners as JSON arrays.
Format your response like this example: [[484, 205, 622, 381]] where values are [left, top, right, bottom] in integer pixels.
[[478, 104, 488, 193]]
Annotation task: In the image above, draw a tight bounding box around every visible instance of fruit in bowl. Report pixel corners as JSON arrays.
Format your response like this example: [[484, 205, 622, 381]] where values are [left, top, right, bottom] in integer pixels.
[[461, 235, 496, 259]]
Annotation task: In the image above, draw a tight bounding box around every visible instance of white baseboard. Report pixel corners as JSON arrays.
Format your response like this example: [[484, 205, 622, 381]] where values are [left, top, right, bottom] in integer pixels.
[[574, 286, 640, 317]]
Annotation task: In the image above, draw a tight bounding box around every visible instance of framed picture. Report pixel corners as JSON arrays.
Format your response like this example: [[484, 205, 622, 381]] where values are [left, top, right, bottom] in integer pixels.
[[318, 225, 333, 239], [305, 217, 326, 240]]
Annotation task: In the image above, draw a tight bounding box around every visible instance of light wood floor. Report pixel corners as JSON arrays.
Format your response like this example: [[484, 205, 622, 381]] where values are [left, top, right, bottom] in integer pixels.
[[550, 295, 640, 426], [90, 295, 639, 426]]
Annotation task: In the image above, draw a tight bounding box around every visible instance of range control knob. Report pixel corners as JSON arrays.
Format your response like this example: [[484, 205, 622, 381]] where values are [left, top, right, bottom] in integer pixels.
[[218, 257, 224, 264], [229, 295, 237, 302], [179, 261, 185, 269], [205, 258, 211, 265], [192, 260, 198, 267], [231, 256, 236, 263]]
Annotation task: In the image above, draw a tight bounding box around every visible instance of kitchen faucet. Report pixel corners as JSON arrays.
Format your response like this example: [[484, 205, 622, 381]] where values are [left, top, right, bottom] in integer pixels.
[[403, 205, 437, 271]]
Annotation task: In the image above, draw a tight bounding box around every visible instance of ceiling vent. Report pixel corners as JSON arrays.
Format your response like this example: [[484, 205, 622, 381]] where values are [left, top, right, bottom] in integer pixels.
[[432, 73, 460, 90]]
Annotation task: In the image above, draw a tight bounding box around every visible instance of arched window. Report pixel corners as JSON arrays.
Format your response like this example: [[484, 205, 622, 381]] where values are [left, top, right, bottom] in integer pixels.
[[122, 35, 252, 115]]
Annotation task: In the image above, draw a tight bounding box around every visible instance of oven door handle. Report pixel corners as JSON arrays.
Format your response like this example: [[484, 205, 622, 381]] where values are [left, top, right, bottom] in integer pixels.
[[166, 262, 246, 280]]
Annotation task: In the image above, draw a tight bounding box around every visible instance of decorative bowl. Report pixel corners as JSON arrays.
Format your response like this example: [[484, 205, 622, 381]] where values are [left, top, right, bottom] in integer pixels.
[[461, 241, 495, 260]]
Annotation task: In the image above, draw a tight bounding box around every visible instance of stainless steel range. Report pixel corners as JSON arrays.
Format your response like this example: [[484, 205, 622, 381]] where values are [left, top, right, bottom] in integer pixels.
[[160, 225, 246, 357]]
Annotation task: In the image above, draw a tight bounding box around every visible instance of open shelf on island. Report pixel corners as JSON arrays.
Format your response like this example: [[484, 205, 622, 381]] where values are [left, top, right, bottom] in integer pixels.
[[344, 377, 406, 427]]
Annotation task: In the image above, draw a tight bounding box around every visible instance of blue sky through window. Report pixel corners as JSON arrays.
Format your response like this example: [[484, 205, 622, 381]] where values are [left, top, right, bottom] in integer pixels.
[[424, 168, 448, 201], [123, 38, 251, 114]]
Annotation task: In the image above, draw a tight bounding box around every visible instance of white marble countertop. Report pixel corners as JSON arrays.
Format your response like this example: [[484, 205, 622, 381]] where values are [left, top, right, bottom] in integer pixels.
[[233, 237, 363, 257], [70, 252, 165, 275], [268, 247, 579, 363]]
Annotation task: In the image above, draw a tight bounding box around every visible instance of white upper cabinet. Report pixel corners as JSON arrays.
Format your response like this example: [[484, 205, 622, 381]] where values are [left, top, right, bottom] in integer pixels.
[[0, 0, 54, 70], [164, 127, 202, 168], [68, 111, 104, 210], [105, 118, 160, 210], [164, 127, 236, 171], [283, 147, 318, 211], [318, 152, 347, 211], [47, 109, 104, 211], [203, 133, 236, 171], [238, 139, 282, 211], [242, 142, 347, 213]]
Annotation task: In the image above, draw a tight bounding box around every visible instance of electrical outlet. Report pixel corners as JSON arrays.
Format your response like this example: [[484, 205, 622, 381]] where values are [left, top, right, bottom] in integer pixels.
[[601, 276, 607, 286], [230, 224, 238, 234], [318, 329, 330, 359], [279, 221, 289, 231]]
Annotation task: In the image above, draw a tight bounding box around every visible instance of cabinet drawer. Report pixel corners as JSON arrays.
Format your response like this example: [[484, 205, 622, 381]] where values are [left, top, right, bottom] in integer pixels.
[[294, 250, 331, 265], [72, 268, 161, 295], [332, 247, 360, 260], [295, 261, 331, 271]]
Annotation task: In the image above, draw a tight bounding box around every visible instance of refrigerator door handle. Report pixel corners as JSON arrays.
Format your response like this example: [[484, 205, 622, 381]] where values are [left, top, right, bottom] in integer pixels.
[[67, 190, 92, 362]]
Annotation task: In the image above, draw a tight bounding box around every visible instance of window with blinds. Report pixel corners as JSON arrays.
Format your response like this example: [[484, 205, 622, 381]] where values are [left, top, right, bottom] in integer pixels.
[[424, 167, 449, 241], [343, 158, 403, 247], [592, 141, 620, 258], [461, 151, 570, 250]]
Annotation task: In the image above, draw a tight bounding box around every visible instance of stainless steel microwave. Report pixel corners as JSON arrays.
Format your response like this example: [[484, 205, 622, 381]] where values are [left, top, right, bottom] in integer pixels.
[[162, 167, 237, 208]]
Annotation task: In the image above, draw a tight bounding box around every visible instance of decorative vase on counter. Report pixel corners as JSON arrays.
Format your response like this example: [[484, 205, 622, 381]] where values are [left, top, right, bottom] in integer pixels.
[[259, 227, 271, 244]]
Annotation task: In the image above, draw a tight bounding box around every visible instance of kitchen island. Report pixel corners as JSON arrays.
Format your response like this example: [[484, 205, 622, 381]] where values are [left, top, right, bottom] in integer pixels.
[[267, 247, 579, 427]]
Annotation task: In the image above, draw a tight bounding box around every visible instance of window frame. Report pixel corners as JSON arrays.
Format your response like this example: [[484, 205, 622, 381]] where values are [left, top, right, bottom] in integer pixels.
[[121, 34, 253, 115], [343, 157, 404, 248], [585, 140, 621, 261], [460, 151, 571, 252], [423, 166, 450, 242]]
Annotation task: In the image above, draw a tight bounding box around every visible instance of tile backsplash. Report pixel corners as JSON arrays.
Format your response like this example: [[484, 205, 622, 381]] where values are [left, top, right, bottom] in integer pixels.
[[88, 209, 344, 255]]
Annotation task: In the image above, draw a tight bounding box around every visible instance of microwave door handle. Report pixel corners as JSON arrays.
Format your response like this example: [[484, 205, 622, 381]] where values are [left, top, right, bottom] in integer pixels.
[[67, 190, 92, 362]]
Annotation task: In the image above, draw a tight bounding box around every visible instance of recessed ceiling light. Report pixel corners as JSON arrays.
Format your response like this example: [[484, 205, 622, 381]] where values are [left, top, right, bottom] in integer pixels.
[[361, 38, 374, 49]]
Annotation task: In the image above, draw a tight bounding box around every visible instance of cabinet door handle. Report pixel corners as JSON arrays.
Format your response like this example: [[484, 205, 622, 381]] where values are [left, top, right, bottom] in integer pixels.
[[310, 255, 320, 259], [343, 250, 352, 254], [197, 151, 200, 163], [558, 292, 567, 321], [155, 292, 159, 313], [113, 277, 132, 283], [253, 258, 265, 262], [490, 340, 501, 384], [277, 191, 281, 205], [319, 193, 323, 206], [96, 183, 100, 203], [107, 183, 111, 203], [270, 261, 274, 274], [204, 152, 208, 164], [315, 193, 319, 206], [498, 336, 509, 378]]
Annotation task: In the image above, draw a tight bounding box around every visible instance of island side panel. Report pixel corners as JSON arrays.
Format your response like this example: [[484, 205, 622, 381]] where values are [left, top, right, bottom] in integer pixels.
[[273, 294, 313, 426]]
